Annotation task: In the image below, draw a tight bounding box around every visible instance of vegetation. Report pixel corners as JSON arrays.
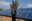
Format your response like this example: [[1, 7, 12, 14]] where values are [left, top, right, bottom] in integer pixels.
[[10, 0, 18, 9], [10, 0, 18, 21], [10, 0, 18, 14], [0, 8, 3, 11]]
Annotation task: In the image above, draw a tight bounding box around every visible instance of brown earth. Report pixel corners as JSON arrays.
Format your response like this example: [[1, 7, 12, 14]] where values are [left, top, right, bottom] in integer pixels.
[[0, 16, 26, 21]]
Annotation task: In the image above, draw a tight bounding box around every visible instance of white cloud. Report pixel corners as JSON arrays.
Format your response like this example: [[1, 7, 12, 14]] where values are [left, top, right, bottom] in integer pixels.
[[0, 1, 12, 7], [0, 0, 5, 1], [27, 4, 32, 8], [0, 1, 12, 9], [0, 0, 3, 1]]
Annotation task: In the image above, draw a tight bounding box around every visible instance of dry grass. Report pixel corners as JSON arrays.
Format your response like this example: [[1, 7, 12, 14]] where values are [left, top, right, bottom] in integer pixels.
[[0, 16, 26, 21], [0, 16, 12, 21]]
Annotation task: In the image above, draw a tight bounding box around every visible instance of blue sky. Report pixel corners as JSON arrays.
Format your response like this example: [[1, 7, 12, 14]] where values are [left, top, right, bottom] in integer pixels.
[[0, 0, 32, 9], [18, 0, 32, 8]]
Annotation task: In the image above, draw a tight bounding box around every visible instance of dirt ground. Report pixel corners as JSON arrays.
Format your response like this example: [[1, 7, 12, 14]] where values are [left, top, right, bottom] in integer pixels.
[[0, 16, 26, 21]]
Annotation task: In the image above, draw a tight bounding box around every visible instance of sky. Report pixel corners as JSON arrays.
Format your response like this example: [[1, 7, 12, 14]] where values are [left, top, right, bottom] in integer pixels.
[[0, 0, 32, 9]]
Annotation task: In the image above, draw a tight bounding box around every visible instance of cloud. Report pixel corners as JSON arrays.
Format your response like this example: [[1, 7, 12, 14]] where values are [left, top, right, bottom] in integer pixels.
[[0, 0, 5, 1], [0, 1, 12, 9], [27, 4, 32, 8], [0, 1, 12, 7]]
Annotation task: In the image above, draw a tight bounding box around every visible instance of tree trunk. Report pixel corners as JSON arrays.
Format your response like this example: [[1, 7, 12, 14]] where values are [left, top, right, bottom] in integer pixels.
[[11, 8, 16, 21]]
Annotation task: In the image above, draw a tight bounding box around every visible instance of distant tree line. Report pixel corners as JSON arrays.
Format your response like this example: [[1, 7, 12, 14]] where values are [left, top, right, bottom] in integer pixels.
[[0, 8, 3, 11]]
